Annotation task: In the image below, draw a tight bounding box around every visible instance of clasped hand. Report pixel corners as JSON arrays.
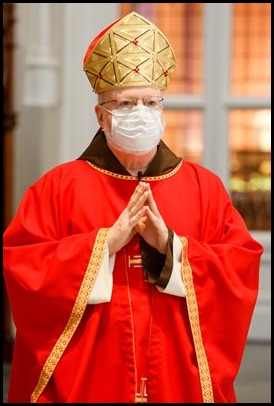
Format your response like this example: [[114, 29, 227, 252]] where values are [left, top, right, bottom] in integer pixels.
[[107, 182, 168, 256]]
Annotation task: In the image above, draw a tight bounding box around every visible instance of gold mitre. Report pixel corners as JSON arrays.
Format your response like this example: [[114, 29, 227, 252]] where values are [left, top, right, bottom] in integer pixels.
[[83, 11, 176, 93]]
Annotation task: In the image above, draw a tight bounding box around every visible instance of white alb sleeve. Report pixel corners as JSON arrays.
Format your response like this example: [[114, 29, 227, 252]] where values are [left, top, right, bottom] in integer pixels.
[[156, 232, 186, 297], [87, 242, 115, 304]]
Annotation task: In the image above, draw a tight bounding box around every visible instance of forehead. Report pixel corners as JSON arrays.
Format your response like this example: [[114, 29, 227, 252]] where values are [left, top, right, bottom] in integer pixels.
[[100, 86, 162, 101]]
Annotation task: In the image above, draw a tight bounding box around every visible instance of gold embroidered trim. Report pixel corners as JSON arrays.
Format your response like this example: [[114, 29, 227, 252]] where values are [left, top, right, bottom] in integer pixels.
[[86, 161, 183, 181], [180, 237, 214, 403], [30, 228, 109, 403]]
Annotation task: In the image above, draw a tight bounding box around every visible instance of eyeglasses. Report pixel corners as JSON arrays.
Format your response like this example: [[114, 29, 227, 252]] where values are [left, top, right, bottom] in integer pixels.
[[99, 96, 164, 111]]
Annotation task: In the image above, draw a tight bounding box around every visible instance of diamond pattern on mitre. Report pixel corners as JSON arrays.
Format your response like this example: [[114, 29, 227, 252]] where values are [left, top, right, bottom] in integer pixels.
[[84, 11, 176, 92]]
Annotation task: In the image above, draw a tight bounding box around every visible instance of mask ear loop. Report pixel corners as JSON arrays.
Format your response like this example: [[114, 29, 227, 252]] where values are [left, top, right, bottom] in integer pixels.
[[101, 106, 113, 115]]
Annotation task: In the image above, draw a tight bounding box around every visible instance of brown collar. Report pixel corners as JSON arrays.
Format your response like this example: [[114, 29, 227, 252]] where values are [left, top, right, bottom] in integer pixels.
[[78, 128, 181, 176]]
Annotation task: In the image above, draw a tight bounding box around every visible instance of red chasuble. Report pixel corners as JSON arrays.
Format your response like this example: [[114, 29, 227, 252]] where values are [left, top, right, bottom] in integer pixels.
[[3, 158, 263, 403]]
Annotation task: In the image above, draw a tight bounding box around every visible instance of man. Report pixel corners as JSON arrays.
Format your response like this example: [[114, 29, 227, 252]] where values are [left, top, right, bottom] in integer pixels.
[[3, 11, 263, 403]]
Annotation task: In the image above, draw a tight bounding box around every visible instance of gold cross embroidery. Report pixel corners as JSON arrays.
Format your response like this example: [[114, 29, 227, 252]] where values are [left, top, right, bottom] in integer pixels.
[[128, 255, 142, 268], [135, 377, 148, 403]]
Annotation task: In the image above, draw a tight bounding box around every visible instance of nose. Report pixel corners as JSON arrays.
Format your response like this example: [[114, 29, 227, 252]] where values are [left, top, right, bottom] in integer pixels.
[[136, 99, 144, 106]]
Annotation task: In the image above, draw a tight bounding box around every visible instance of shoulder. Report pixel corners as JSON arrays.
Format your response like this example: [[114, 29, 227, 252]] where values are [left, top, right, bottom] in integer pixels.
[[182, 161, 223, 183], [27, 160, 89, 191], [181, 161, 230, 200], [38, 159, 87, 178]]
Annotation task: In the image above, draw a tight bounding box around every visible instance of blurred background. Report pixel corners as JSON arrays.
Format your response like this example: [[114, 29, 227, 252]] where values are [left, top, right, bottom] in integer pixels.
[[3, 3, 270, 403]]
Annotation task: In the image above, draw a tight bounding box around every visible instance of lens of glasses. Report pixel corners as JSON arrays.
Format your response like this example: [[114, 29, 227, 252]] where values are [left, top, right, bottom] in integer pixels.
[[116, 96, 163, 110]]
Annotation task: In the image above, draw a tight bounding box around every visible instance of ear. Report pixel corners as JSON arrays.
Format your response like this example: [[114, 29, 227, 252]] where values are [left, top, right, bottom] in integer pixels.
[[95, 105, 104, 127]]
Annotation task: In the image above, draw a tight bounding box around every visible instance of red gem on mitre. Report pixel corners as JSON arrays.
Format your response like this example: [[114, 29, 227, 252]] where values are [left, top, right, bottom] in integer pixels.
[[134, 67, 140, 73], [132, 39, 138, 45], [164, 70, 169, 77]]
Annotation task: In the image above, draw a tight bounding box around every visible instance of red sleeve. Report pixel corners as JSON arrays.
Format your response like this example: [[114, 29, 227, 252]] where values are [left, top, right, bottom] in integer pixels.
[[181, 166, 263, 400], [3, 168, 107, 397]]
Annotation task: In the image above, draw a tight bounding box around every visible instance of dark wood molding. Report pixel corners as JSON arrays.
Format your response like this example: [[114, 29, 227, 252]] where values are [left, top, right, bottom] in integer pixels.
[[3, 2, 16, 362]]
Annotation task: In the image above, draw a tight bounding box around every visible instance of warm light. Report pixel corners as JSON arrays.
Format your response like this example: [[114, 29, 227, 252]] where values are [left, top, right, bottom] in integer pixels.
[[253, 110, 271, 152]]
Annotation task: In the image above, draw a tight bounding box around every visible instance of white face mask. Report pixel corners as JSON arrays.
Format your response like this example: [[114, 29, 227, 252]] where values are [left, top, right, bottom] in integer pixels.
[[107, 105, 164, 153]]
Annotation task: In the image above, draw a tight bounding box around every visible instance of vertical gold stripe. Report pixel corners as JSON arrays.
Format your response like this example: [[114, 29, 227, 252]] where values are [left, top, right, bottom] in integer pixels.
[[30, 228, 109, 403], [124, 249, 138, 400], [180, 237, 214, 403]]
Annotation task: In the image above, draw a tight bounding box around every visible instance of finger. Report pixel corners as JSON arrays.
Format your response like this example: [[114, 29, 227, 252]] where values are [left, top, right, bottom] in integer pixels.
[[135, 215, 148, 234], [137, 215, 147, 229], [144, 205, 160, 225], [146, 189, 160, 215], [130, 191, 148, 215], [128, 182, 148, 210], [140, 215, 147, 224], [129, 206, 146, 227]]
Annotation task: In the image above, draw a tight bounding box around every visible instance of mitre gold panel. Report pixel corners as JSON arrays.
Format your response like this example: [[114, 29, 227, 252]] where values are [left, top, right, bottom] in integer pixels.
[[83, 12, 176, 93]]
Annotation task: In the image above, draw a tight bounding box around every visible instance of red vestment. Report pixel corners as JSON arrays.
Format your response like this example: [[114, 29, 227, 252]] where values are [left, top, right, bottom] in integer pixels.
[[3, 158, 263, 403]]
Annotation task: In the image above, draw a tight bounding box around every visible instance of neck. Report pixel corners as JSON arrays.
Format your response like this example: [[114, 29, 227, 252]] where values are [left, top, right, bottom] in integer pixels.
[[108, 145, 157, 176]]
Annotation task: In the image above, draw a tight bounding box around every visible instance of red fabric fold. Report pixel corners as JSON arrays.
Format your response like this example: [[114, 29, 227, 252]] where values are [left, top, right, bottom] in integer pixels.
[[3, 159, 263, 403]]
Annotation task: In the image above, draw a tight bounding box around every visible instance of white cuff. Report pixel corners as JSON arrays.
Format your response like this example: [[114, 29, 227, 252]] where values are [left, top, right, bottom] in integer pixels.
[[88, 243, 115, 304], [157, 233, 186, 297]]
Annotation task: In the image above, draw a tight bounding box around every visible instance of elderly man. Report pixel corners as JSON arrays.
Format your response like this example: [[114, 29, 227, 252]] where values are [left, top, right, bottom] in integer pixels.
[[4, 11, 263, 403]]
